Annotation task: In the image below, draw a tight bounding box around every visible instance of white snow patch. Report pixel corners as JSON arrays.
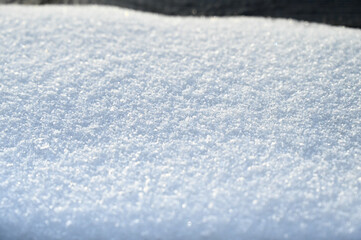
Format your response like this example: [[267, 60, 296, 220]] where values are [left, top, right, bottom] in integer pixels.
[[0, 5, 361, 240]]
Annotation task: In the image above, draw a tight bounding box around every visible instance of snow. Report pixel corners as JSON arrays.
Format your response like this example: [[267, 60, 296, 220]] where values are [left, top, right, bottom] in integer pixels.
[[0, 5, 361, 240]]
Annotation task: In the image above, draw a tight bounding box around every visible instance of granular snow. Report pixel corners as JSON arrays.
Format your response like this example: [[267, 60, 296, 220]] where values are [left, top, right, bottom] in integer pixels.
[[0, 5, 361, 240]]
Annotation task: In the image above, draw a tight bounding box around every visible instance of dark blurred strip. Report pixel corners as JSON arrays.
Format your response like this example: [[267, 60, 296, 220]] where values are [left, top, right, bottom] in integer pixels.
[[2, 0, 361, 28]]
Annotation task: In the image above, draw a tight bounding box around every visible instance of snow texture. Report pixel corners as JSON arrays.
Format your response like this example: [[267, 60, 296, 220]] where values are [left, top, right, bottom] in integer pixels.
[[1, 5, 361, 240]]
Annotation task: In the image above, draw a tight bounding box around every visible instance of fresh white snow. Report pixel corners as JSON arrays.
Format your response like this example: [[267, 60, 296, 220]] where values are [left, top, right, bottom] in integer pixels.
[[0, 5, 361, 240]]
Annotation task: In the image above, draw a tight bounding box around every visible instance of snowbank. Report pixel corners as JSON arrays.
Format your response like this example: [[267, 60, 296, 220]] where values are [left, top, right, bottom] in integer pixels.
[[0, 6, 361, 240]]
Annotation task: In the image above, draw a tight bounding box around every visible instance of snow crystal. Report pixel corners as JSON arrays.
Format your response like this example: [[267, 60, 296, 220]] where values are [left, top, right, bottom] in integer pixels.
[[0, 5, 361, 240]]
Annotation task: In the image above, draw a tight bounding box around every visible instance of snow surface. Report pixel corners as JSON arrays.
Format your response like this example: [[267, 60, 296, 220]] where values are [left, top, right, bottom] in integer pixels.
[[1, 5, 361, 240]]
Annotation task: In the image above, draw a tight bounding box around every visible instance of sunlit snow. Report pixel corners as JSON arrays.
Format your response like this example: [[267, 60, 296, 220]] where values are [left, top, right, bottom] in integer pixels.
[[0, 5, 361, 240]]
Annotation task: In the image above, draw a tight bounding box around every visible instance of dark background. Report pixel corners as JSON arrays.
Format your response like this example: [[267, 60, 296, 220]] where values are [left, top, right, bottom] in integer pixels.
[[1, 0, 361, 28]]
